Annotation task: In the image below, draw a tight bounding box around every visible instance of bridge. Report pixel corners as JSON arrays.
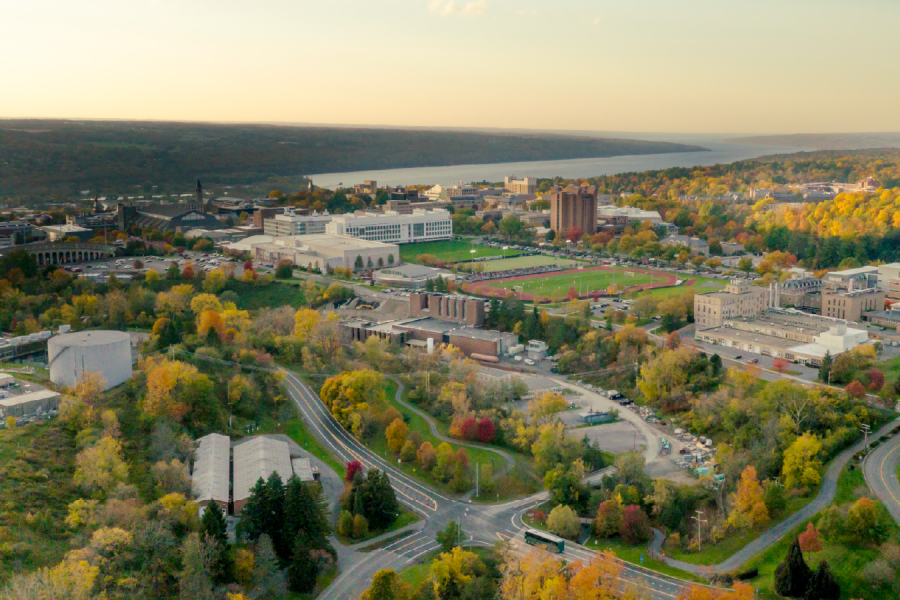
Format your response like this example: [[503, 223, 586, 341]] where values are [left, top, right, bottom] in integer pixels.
[[2, 242, 119, 265]]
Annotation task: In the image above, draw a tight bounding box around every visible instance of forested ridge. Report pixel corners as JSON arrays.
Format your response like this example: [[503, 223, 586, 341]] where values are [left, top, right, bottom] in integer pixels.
[[0, 120, 706, 198]]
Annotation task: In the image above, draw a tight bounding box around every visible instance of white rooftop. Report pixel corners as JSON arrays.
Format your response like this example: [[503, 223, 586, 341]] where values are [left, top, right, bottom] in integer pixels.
[[192, 433, 231, 505], [233, 436, 292, 503]]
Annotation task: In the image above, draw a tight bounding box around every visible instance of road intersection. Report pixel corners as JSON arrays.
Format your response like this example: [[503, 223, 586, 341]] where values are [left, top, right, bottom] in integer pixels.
[[280, 368, 712, 600]]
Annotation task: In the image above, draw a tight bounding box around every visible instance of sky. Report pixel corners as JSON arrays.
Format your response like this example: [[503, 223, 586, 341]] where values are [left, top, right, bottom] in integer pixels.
[[2, 0, 899, 134]]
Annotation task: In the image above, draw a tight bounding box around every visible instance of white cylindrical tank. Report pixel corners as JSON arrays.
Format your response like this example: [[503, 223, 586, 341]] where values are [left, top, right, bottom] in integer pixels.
[[48, 331, 133, 390]]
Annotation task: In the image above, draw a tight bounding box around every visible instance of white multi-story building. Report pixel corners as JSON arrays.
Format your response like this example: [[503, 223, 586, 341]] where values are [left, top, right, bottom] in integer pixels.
[[263, 208, 332, 237], [424, 183, 478, 202], [326, 209, 452, 244]]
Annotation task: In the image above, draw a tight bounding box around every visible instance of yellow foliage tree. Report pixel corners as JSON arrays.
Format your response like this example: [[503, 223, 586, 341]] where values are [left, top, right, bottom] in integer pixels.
[[386, 418, 409, 453], [430, 547, 479, 598], [197, 309, 225, 341], [73, 436, 129, 495], [528, 391, 568, 425], [294, 308, 321, 342], [726, 466, 769, 530], [190, 293, 223, 315], [782, 432, 823, 489]]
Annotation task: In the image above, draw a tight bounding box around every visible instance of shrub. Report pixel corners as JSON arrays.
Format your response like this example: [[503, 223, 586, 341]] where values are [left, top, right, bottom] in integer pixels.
[[352, 514, 369, 539], [345, 460, 363, 482], [547, 505, 580, 540], [337, 510, 353, 537]]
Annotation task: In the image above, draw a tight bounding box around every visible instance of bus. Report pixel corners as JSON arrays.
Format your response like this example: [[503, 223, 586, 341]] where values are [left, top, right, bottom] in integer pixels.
[[524, 528, 565, 554]]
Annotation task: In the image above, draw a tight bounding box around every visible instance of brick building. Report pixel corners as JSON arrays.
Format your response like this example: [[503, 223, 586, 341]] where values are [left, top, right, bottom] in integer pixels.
[[549, 184, 597, 235]]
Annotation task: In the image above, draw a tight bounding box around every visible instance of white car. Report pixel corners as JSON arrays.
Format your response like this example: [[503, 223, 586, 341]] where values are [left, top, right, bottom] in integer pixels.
[[514, 356, 523, 362], [524, 359, 535, 366]]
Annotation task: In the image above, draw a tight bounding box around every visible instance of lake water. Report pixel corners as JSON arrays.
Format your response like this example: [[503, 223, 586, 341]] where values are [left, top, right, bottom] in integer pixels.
[[308, 137, 810, 187]]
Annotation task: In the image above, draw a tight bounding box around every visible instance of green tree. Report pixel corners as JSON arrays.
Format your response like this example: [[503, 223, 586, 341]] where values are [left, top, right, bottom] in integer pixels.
[[818, 351, 833, 383], [178, 533, 216, 600], [738, 257, 754, 273], [284, 476, 330, 548], [201, 504, 227, 547], [361, 569, 410, 600], [774, 537, 812, 598], [436, 520, 463, 553], [254, 534, 288, 599], [547, 505, 580, 540]]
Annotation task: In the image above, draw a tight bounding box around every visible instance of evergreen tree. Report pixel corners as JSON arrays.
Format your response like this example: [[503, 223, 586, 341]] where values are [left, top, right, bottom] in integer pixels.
[[254, 534, 288, 599], [425, 278, 435, 292], [775, 537, 812, 598], [263, 473, 286, 558], [236, 478, 268, 542], [819, 351, 833, 383], [805, 560, 840, 600], [436, 521, 463, 553], [284, 476, 330, 549], [287, 538, 319, 594], [435, 275, 446, 292], [200, 505, 229, 583]]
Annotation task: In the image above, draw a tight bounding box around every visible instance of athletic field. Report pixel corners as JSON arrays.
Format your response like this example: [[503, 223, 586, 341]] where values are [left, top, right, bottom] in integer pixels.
[[462, 255, 581, 273], [400, 240, 509, 264], [473, 266, 676, 301]]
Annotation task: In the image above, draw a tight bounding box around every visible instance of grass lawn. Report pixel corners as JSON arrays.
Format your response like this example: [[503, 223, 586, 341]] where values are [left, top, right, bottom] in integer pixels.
[[226, 280, 307, 311], [741, 464, 899, 600], [460, 255, 582, 273], [487, 268, 663, 299], [400, 240, 509, 264], [335, 508, 420, 546], [664, 488, 818, 566], [366, 381, 524, 496], [874, 355, 900, 393], [0, 421, 79, 585], [632, 276, 726, 301]]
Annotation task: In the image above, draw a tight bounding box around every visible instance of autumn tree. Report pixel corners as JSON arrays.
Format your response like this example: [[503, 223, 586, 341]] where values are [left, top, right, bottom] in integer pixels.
[[528, 391, 568, 425], [798, 522, 823, 557], [547, 505, 580, 540], [361, 569, 409, 600], [782, 432, 823, 489], [385, 418, 408, 453], [319, 370, 386, 434], [430, 547, 479, 599], [594, 499, 624, 537], [772, 357, 788, 373], [73, 436, 129, 497], [620, 505, 651, 544], [845, 380, 866, 399], [724, 466, 768, 530]]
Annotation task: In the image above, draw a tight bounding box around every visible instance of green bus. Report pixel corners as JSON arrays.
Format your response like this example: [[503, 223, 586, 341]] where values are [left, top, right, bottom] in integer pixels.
[[524, 528, 565, 554]]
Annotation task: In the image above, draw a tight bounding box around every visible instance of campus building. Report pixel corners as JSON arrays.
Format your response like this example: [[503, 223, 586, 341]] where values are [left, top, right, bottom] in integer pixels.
[[695, 309, 870, 366], [263, 208, 332, 236], [192, 433, 231, 513], [549, 184, 598, 235], [504, 175, 537, 195], [250, 234, 399, 272], [661, 235, 710, 256], [232, 437, 293, 514], [326, 209, 452, 244], [694, 281, 772, 329]]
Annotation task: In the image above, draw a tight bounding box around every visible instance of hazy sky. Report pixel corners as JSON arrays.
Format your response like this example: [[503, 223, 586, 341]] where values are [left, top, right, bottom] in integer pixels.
[[3, 0, 899, 134]]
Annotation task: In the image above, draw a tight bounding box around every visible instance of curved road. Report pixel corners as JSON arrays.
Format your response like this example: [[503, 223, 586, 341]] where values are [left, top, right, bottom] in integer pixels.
[[863, 423, 900, 525], [651, 418, 900, 574], [388, 376, 516, 476], [280, 368, 707, 600]]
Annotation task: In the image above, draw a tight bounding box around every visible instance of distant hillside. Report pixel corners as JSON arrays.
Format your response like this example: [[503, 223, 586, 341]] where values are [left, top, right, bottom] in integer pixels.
[[730, 132, 900, 150], [0, 120, 707, 198]]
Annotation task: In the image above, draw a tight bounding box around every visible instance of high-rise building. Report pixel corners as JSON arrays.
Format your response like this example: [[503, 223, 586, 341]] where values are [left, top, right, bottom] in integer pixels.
[[549, 184, 597, 235]]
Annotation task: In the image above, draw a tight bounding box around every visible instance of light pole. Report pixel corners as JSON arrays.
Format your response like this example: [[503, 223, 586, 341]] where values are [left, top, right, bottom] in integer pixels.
[[692, 510, 707, 551]]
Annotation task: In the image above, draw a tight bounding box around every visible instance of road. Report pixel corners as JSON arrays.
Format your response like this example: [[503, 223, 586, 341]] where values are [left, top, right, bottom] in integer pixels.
[[863, 423, 900, 525], [279, 368, 709, 600]]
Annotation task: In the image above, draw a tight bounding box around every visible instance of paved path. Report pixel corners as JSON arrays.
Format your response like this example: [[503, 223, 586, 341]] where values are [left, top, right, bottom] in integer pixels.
[[389, 376, 516, 476], [863, 423, 900, 525], [650, 418, 900, 574]]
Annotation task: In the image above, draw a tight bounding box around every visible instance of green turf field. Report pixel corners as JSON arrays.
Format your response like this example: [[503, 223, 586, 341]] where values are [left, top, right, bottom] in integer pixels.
[[634, 276, 726, 300], [463, 254, 581, 272], [400, 240, 509, 264], [487, 267, 665, 299]]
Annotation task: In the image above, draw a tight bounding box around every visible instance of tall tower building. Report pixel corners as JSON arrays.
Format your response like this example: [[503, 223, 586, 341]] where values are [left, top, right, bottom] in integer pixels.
[[549, 184, 598, 236]]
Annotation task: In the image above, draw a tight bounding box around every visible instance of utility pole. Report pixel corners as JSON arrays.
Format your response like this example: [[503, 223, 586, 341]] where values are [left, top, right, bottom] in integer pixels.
[[476, 463, 479, 497], [692, 510, 707, 552], [861, 423, 871, 450]]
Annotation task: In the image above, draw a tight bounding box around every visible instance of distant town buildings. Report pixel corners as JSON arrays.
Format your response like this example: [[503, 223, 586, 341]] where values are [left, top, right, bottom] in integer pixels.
[[661, 235, 710, 256], [694, 281, 772, 329], [504, 175, 537, 195], [549, 184, 598, 235]]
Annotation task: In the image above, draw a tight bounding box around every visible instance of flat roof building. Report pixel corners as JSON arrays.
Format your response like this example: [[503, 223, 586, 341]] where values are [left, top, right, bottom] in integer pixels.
[[192, 433, 231, 511], [504, 175, 537, 195], [250, 234, 399, 272], [550, 184, 597, 235], [694, 281, 772, 330], [263, 208, 332, 237], [326, 209, 452, 244], [233, 437, 292, 514], [0, 389, 60, 419], [41, 224, 93, 242], [374, 264, 455, 289]]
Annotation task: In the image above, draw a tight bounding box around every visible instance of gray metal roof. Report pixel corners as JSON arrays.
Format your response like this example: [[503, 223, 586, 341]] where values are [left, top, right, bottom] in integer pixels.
[[192, 433, 231, 505], [292, 457, 315, 482], [232, 436, 292, 503]]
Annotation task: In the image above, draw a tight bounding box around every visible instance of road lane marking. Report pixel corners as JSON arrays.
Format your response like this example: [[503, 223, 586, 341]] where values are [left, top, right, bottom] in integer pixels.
[[878, 441, 900, 510]]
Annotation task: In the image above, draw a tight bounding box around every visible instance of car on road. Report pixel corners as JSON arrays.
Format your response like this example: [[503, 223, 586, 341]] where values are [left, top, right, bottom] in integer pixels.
[[524, 358, 535, 365], [734, 355, 743, 360]]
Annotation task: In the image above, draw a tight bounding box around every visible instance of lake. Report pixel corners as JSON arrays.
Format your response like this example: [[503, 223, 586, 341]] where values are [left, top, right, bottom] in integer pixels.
[[308, 137, 810, 187]]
